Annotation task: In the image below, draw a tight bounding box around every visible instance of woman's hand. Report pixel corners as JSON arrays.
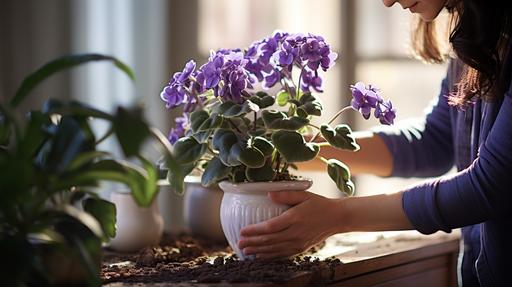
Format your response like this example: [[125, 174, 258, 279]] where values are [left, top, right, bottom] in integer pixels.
[[237, 191, 343, 259]]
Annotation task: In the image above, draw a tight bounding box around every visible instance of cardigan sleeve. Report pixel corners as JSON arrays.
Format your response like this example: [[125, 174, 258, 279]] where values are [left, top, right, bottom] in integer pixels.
[[402, 90, 512, 234], [373, 74, 455, 177]]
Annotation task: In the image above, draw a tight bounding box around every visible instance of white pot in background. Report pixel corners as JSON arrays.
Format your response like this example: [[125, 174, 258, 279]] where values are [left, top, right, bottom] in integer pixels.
[[109, 192, 163, 253], [157, 180, 186, 234], [218, 180, 312, 260], [183, 176, 225, 242]]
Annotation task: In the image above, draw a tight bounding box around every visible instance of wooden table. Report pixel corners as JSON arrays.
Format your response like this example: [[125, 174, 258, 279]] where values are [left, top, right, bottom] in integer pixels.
[[105, 230, 460, 287]]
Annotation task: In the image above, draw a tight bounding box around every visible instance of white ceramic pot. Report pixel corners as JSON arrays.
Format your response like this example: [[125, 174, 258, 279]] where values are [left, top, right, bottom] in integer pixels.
[[183, 176, 225, 242], [218, 180, 312, 260], [157, 179, 186, 234], [109, 192, 163, 253]]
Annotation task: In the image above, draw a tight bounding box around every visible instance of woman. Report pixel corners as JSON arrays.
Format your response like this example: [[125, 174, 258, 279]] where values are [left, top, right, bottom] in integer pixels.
[[237, 0, 512, 286]]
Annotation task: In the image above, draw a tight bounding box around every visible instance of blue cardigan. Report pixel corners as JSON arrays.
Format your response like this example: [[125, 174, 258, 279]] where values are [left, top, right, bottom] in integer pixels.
[[375, 59, 512, 287]]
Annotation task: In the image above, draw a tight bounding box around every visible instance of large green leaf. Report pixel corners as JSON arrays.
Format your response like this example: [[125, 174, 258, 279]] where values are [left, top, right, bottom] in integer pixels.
[[18, 111, 52, 159], [43, 116, 89, 173], [11, 53, 134, 107], [320, 124, 360, 151], [327, 159, 355, 196], [262, 110, 309, 130], [59, 159, 156, 207], [43, 99, 113, 120], [271, 130, 319, 162], [83, 198, 117, 240], [113, 106, 151, 158], [173, 136, 207, 164], [201, 157, 230, 186]]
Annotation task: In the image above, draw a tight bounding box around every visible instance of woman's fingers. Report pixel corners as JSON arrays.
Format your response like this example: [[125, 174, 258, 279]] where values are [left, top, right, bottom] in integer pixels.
[[238, 228, 292, 249], [240, 211, 293, 236]]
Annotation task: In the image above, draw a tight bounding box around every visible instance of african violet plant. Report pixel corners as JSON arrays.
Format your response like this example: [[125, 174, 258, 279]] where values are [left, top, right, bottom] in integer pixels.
[[161, 31, 396, 195]]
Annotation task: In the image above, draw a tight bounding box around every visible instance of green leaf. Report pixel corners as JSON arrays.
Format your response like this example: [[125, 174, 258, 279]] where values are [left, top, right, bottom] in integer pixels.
[[262, 110, 309, 130], [18, 111, 52, 159], [212, 129, 241, 166], [327, 159, 355, 196], [271, 130, 319, 162], [190, 111, 223, 133], [190, 111, 209, 132], [245, 161, 276, 182], [250, 91, 275, 108], [297, 93, 323, 117], [167, 162, 195, 195], [83, 198, 117, 240], [320, 124, 360, 151], [58, 159, 157, 207], [276, 90, 290, 106], [251, 136, 274, 156], [201, 157, 230, 186], [11, 53, 134, 107], [43, 99, 113, 120], [43, 116, 89, 173], [218, 100, 259, 118], [173, 136, 207, 164], [113, 106, 151, 157], [65, 151, 110, 171], [237, 146, 265, 168]]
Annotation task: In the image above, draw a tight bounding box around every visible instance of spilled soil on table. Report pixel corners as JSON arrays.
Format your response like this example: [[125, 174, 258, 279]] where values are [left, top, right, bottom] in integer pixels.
[[101, 234, 342, 285]]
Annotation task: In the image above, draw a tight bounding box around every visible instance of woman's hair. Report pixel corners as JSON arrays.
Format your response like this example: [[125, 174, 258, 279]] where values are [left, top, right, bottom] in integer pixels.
[[412, 0, 512, 105]]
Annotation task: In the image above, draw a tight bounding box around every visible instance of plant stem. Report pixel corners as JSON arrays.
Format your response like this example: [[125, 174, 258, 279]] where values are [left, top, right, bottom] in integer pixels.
[[307, 123, 321, 130], [297, 67, 305, 98], [316, 155, 329, 164], [309, 105, 353, 143]]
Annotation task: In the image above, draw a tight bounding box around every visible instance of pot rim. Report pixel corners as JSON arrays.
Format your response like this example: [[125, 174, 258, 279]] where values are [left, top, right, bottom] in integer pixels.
[[218, 179, 312, 195]]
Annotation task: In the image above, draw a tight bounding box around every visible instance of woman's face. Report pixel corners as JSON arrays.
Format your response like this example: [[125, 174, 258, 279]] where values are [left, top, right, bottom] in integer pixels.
[[381, 0, 448, 21]]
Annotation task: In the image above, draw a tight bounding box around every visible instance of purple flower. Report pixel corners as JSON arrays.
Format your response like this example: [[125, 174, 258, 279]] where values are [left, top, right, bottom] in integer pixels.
[[350, 82, 383, 119], [176, 60, 196, 83], [160, 61, 198, 109], [196, 54, 223, 89], [301, 70, 323, 92], [375, 100, 396, 125], [168, 114, 189, 144]]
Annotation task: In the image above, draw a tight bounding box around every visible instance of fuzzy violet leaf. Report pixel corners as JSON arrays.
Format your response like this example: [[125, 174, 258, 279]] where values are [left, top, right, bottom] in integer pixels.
[[173, 136, 207, 164], [320, 124, 360, 151], [237, 145, 266, 168], [201, 157, 231, 186], [262, 110, 309, 130], [327, 159, 355, 195], [246, 160, 276, 182], [250, 136, 274, 157], [212, 129, 242, 166], [190, 110, 223, 132], [249, 91, 275, 109], [217, 100, 259, 118], [296, 92, 323, 117], [271, 130, 320, 162]]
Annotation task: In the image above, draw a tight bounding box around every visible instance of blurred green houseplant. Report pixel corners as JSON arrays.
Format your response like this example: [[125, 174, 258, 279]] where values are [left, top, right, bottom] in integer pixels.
[[0, 54, 176, 286]]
